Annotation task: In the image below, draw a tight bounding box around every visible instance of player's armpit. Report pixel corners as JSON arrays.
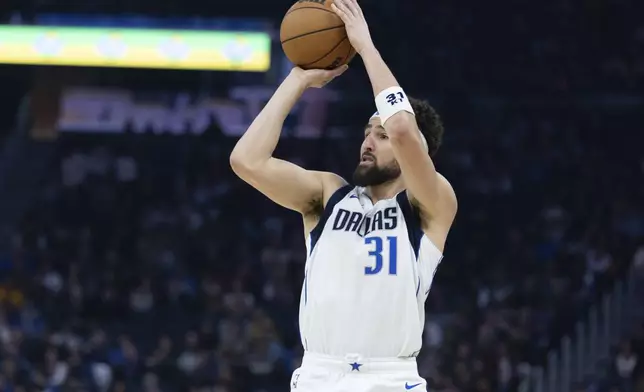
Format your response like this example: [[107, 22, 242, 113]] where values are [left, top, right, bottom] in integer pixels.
[[230, 156, 346, 215]]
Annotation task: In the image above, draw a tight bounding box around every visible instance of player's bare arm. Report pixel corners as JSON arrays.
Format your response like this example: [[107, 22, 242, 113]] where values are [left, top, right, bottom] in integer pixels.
[[332, 0, 457, 248], [230, 67, 348, 230]]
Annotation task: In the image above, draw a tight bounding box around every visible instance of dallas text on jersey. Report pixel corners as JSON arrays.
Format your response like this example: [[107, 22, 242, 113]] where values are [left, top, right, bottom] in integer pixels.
[[331, 207, 398, 238]]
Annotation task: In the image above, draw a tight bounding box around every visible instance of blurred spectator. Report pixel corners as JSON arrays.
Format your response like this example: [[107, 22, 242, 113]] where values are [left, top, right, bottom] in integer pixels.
[[615, 341, 638, 392]]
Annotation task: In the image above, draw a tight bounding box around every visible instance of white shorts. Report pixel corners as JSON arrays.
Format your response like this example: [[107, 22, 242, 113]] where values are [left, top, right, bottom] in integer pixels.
[[290, 352, 427, 392]]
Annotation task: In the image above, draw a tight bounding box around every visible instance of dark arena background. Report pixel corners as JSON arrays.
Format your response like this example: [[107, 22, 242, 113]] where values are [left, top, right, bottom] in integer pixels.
[[0, 0, 643, 391]]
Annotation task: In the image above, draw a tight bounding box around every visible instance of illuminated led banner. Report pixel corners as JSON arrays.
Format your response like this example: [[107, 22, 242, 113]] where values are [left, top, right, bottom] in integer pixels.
[[0, 26, 271, 71]]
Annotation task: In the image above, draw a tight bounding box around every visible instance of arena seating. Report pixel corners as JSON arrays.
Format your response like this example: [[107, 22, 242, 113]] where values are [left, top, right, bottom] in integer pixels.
[[594, 324, 644, 392], [0, 0, 642, 390], [0, 95, 640, 391], [0, 68, 29, 144]]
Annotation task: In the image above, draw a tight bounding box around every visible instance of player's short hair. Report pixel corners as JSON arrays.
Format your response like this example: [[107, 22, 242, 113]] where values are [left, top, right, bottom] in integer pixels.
[[409, 97, 444, 157]]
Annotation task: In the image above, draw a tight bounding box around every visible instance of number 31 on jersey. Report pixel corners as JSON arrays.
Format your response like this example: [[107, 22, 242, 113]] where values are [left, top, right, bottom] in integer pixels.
[[364, 236, 398, 275]]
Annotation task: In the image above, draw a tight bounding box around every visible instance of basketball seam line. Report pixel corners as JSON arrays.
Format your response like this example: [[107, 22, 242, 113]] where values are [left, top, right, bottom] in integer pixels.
[[301, 36, 348, 67], [339, 44, 354, 66], [281, 25, 346, 44], [285, 6, 337, 17]]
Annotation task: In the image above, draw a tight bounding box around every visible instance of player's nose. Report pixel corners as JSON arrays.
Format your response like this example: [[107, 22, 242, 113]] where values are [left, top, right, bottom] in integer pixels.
[[363, 135, 376, 150], [362, 145, 374, 156]]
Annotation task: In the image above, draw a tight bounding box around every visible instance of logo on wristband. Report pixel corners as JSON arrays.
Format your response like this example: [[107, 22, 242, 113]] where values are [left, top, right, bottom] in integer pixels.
[[385, 92, 406, 105]]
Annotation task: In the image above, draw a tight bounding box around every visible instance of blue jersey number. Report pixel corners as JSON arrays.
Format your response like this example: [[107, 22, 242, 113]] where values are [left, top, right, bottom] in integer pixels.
[[364, 236, 398, 275]]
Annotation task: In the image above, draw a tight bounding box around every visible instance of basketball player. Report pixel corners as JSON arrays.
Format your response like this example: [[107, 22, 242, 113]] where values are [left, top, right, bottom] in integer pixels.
[[230, 0, 457, 390]]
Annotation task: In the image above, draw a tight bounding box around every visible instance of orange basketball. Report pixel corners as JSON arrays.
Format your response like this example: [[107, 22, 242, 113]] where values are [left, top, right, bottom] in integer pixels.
[[280, 0, 356, 70]]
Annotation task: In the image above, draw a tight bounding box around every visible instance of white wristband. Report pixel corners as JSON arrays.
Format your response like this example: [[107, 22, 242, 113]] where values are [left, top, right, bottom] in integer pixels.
[[374, 86, 415, 125]]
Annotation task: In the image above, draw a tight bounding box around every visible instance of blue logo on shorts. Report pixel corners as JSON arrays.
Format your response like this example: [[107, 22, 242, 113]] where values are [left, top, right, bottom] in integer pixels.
[[405, 382, 422, 390]]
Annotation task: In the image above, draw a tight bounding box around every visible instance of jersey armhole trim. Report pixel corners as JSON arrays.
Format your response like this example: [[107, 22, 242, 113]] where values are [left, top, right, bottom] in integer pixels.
[[396, 191, 424, 260], [309, 185, 353, 254]]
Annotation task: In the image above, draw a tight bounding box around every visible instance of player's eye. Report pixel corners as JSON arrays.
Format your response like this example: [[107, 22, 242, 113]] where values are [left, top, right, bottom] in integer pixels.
[[379, 134, 389, 140]]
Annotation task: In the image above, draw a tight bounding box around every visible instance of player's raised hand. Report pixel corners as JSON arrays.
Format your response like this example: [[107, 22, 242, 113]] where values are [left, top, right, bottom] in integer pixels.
[[291, 65, 349, 89], [331, 0, 374, 55]]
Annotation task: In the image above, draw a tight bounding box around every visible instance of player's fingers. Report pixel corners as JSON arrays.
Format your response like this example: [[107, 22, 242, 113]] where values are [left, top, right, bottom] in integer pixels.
[[309, 65, 347, 85], [333, 0, 352, 19], [330, 3, 350, 22], [332, 0, 355, 19], [321, 65, 348, 86], [355, 0, 365, 17], [322, 65, 347, 81], [345, 0, 362, 18], [329, 64, 349, 77]]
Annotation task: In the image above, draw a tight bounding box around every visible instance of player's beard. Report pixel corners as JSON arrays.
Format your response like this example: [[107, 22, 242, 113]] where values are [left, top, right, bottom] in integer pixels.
[[352, 159, 401, 186]]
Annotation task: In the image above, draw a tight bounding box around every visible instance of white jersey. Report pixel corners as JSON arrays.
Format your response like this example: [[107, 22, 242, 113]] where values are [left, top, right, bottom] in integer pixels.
[[299, 186, 443, 359]]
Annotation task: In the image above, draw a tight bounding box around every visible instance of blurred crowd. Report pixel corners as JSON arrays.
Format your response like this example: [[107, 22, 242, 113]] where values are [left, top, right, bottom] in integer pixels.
[[0, 97, 640, 391], [602, 326, 644, 392], [584, 260, 644, 392], [0, 0, 642, 391]]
